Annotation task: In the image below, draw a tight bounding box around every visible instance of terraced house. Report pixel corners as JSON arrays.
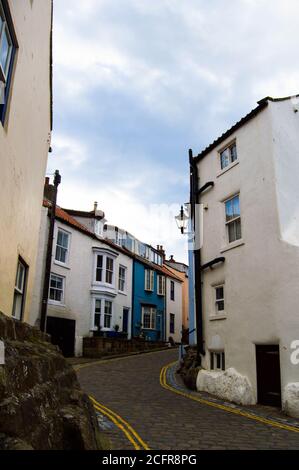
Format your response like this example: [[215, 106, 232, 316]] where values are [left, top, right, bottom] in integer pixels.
[[31, 196, 133, 357], [0, 0, 52, 322], [189, 95, 299, 418]]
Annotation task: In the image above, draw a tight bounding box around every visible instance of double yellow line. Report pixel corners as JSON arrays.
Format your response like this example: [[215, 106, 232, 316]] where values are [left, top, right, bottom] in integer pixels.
[[90, 396, 150, 450], [160, 362, 299, 435]]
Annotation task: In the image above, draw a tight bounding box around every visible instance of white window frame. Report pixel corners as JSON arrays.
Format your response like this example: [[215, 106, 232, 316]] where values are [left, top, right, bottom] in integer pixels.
[[12, 258, 28, 320], [215, 285, 225, 314], [118, 265, 127, 293], [94, 251, 116, 287], [54, 228, 71, 266], [142, 306, 156, 330], [210, 351, 225, 371], [157, 275, 165, 296], [48, 273, 65, 305], [91, 297, 114, 331], [224, 194, 242, 244], [145, 269, 154, 292], [169, 313, 175, 334], [219, 141, 237, 170]]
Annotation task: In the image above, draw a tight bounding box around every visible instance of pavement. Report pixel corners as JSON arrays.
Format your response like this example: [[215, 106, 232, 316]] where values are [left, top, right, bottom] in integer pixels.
[[76, 349, 299, 450]]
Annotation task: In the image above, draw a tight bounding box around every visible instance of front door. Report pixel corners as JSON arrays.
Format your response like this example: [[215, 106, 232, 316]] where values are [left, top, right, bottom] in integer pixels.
[[122, 308, 129, 334], [256, 345, 281, 407], [46, 316, 76, 357]]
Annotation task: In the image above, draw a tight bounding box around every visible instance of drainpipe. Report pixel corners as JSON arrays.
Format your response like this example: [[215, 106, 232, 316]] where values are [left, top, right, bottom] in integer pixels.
[[40, 170, 61, 332], [189, 150, 205, 364], [131, 260, 135, 340]]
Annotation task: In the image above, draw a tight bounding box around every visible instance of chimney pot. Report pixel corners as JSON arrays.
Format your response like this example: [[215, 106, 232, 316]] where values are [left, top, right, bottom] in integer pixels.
[[94, 201, 98, 212]]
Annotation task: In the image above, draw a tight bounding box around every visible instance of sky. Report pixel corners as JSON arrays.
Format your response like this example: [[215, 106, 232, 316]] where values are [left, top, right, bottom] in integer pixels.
[[48, 0, 299, 262]]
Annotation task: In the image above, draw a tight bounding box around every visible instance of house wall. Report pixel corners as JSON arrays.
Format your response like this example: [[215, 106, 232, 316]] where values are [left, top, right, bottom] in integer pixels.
[[132, 261, 165, 341], [194, 99, 299, 412], [165, 265, 189, 331], [30, 214, 133, 357], [166, 277, 183, 343], [0, 0, 52, 319]]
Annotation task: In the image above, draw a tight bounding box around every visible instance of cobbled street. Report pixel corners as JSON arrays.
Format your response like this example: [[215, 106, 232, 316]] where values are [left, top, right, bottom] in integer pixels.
[[77, 350, 299, 450]]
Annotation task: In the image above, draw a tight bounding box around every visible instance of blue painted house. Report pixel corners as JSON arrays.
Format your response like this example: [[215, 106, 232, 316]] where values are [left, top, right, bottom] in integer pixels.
[[132, 256, 166, 341]]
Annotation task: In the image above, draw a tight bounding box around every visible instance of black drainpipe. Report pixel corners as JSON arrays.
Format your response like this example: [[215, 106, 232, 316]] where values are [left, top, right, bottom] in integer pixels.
[[189, 150, 205, 364], [40, 170, 61, 332]]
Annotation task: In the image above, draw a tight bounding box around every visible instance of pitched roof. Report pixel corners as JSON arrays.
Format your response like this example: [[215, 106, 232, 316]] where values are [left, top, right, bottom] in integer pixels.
[[194, 94, 299, 163], [43, 200, 181, 279], [43, 199, 133, 258]]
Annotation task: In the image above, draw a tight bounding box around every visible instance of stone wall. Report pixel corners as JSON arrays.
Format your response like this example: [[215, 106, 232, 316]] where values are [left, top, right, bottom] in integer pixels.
[[83, 336, 167, 358], [0, 312, 102, 450]]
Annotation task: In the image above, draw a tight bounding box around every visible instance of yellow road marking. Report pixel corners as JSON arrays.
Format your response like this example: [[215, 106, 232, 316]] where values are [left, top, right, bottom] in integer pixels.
[[160, 362, 299, 435], [90, 396, 150, 450]]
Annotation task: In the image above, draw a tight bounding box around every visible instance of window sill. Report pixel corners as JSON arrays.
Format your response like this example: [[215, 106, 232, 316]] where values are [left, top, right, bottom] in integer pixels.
[[48, 301, 66, 308], [118, 290, 127, 296], [217, 160, 239, 178], [209, 314, 227, 321], [220, 239, 244, 253], [54, 261, 70, 270]]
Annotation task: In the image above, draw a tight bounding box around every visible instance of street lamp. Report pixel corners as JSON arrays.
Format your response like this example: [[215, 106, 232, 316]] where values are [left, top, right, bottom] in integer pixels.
[[175, 205, 189, 234]]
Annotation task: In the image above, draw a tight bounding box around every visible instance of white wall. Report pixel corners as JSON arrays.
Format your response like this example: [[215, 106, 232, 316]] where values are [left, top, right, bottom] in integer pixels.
[[195, 99, 299, 413], [166, 277, 183, 343], [0, 0, 52, 319], [30, 213, 133, 356]]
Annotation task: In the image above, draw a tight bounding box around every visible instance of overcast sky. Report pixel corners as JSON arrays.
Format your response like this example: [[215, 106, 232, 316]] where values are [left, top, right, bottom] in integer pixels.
[[48, 0, 299, 262]]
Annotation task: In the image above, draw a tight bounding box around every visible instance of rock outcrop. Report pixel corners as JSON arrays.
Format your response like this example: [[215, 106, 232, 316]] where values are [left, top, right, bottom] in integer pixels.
[[0, 312, 102, 450]]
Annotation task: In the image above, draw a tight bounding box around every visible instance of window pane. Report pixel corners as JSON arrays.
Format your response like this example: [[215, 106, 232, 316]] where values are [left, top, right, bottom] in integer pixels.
[[216, 353, 221, 369], [216, 287, 223, 300], [95, 300, 101, 313], [225, 199, 234, 221], [228, 221, 236, 243], [217, 300, 224, 311], [210, 353, 214, 370], [220, 148, 230, 169], [16, 262, 25, 292], [232, 196, 240, 218], [230, 144, 237, 162], [0, 27, 10, 74], [222, 352, 225, 371], [151, 309, 156, 329], [235, 218, 242, 240]]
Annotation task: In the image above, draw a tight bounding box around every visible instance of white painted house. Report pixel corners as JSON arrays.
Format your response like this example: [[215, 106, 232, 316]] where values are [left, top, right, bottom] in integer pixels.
[[165, 267, 183, 343], [31, 199, 133, 357], [190, 95, 299, 417]]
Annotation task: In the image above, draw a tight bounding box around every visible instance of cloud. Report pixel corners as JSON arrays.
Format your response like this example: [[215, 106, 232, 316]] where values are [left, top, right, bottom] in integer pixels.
[[50, 0, 299, 262]]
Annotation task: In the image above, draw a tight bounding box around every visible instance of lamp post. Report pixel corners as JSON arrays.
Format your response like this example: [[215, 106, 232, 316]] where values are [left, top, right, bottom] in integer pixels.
[[175, 151, 205, 366]]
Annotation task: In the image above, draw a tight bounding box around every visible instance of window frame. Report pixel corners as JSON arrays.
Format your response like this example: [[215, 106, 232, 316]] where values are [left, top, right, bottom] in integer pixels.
[[0, 0, 18, 125], [48, 273, 65, 305], [224, 194, 242, 244], [94, 251, 116, 287], [219, 141, 238, 170], [210, 351, 225, 371], [215, 284, 225, 314], [54, 228, 71, 266], [12, 257, 28, 321], [142, 306, 156, 330], [157, 275, 165, 296], [91, 297, 114, 331], [169, 313, 175, 334], [145, 269, 154, 292], [118, 265, 127, 293]]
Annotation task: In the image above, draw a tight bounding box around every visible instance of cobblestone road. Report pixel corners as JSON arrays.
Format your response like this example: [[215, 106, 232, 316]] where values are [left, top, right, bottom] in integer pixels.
[[77, 350, 299, 450]]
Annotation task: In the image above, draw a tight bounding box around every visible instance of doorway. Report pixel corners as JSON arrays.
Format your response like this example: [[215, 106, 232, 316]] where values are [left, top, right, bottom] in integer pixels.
[[256, 344, 281, 407], [122, 308, 129, 334], [46, 316, 76, 357]]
